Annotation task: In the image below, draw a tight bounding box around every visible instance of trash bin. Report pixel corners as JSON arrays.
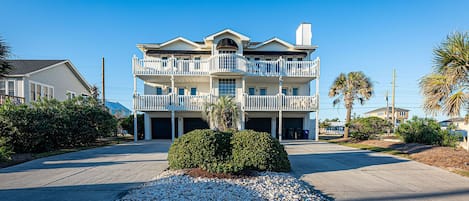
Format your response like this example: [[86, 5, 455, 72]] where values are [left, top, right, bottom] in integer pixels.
[[303, 130, 309, 139]]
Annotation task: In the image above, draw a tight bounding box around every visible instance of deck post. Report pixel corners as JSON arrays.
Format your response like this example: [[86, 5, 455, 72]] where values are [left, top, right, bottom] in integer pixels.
[[315, 58, 320, 141], [133, 75, 138, 143], [171, 75, 175, 142], [240, 76, 246, 130], [278, 76, 283, 141]]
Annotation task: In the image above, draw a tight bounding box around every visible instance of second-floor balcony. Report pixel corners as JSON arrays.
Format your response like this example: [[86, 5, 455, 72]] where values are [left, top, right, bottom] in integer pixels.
[[134, 94, 318, 112], [133, 54, 319, 78]]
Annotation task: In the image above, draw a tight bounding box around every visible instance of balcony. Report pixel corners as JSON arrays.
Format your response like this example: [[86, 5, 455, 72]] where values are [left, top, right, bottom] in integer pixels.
[[133, 54, 319, 78], [134, 94, 318, 112], [0, 95, 25, 105], [244, 94, 318, 111]]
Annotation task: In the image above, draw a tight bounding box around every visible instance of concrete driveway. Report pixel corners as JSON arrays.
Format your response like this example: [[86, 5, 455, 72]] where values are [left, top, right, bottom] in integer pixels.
[[0, 140, 170, 201], [284, 141, 469, 201]]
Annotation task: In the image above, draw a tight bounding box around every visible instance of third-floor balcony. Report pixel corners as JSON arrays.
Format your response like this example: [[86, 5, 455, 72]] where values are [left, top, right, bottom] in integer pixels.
[[133, 54, 319, 78]]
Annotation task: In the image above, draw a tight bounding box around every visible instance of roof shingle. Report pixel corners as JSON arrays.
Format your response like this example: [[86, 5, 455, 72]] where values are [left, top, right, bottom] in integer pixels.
[[5, 60, 66, 75]]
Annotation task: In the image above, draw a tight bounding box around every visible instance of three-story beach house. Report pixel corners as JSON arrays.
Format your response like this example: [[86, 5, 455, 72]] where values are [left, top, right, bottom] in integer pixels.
[[132, 23, 320, 141]]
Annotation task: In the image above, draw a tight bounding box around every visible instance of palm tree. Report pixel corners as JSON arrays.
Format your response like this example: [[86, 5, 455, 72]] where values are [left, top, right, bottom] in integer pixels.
[[0, 37, 11, 77], [329, 71, 374, 138], [202, 96, 240, 132], [420, 32, 469, 117]]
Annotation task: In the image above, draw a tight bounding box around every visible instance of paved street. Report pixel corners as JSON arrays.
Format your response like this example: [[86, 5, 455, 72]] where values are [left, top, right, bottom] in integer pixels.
[[0, 140, 170, 201], [284, 141, 469, 201]]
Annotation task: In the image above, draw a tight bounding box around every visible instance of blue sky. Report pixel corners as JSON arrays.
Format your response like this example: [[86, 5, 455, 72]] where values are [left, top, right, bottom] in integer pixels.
[[1, 0, 468, 121]]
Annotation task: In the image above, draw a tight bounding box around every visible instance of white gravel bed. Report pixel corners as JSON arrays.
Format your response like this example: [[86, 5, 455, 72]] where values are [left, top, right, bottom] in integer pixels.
[[119, 170, 329, 201]]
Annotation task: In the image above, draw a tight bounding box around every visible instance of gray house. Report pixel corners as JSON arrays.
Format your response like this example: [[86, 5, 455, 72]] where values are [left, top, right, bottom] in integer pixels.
[[0, 60, 91, 104]]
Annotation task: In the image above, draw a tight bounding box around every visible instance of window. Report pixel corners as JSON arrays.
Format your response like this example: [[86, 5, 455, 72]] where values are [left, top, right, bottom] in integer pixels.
[[259, 88, 267, 96], [190, 87, 197, 95], [0, 80, 15, 96], [292, 88, 299, 96], [168, 87, 172, 94], [282, 88, 287, 95], [248, 87, 255, 95], [30, 83, 36, 100], [67, 91, 76, 100], [0, 81, 5, 95], [162, 57, 168, 67], [194, 57, 201, 70], [156, 87, 163, 95], [178, 88, 185, 95], [219, 79, 236, 97], [297, 58, 303, 61]]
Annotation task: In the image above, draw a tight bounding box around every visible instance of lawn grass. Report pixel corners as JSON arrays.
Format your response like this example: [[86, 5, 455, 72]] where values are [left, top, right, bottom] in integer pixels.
[[453, 170, 469, 177]]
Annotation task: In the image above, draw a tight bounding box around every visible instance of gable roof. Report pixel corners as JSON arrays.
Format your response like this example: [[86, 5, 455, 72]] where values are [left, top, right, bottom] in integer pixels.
[[5, 59, 91, 92], [365, 107, 410, 114], [159, 37, 201, 48], [6, 60, 66, 75], [250, 37, 294, 49], [204, 29, 250, 41]]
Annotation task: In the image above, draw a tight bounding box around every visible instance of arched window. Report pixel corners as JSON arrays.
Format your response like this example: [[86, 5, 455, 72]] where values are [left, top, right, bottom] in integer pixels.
[[216, 38, 238, 54]]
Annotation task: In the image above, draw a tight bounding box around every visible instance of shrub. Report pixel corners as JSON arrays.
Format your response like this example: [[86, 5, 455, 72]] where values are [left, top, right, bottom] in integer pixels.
[[167, 129, 291, 174], [396, 116, 459, 147], [231, 130, 291, 172], [168, 129, 232, 169], [0, 117, 15, 161], [119, 114, 144, 139], [0, 97, 117, 153], [349, 117, 391, 140]]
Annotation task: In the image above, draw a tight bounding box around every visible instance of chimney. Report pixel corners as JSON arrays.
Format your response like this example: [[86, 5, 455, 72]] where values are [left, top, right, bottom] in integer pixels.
[[296, 23, 312, 46]]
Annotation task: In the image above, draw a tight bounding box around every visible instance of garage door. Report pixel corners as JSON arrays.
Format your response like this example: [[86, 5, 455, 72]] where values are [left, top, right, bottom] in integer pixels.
[[183, 118, 209, 134], [277, 118, 303, 140], [245, 118, 271, 134], [151, 118, 178, 139]]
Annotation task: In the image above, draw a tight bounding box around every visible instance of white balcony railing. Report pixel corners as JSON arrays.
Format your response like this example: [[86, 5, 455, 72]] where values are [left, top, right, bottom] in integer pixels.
[[135, 94, 318, 112], [133, 54, 319, 77], [244, 95, 278, 111]]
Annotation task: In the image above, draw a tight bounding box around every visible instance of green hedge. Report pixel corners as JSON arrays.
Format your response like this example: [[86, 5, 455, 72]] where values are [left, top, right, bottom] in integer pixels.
[[0, 117, 15, 161], [167, 129, 291, 174], [396, 116, 460, 147], [349, 117, 391, 140], [0, 97, 117, 153], [232, 130, 290, 172]]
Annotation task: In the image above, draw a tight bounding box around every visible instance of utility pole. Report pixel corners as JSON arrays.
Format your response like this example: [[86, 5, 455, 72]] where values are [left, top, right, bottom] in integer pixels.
[[102, 57, 105, 106], [391, 69, 396, 132]]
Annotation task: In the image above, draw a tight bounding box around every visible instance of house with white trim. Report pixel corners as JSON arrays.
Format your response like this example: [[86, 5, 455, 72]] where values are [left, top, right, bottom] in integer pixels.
[[0, 60, 91, 104], [132, 23, 320, 141]]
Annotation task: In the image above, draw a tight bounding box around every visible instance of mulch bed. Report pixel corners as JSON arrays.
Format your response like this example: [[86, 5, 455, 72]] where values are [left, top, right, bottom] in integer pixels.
[[359, 140, 469, 172], [185, 168, 258, 179]]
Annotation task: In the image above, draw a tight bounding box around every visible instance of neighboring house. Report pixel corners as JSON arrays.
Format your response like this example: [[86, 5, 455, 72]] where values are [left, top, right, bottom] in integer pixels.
[[364, 107, 410, 124], [320, 121, 345, 135], [132, 23, 320, 141], [105, 101, 131, 118], [0, 60, 91, 104]]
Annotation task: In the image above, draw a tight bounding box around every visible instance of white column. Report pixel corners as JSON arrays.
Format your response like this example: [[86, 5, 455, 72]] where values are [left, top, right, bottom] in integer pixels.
[[144, 113, 151, 140], [271, 117, 276, 138], [278, 76, 283, 141], [240, 77, 246, 130], [315, 58, 320, 141], [133, 75, 138, 143], [178, 117, 183, 137], [171, 75, 175, 141]]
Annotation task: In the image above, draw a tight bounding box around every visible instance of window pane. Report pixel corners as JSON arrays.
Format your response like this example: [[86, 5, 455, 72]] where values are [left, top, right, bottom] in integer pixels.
[[7, 81, 14, 96], [190, 88, 197, 95], [156, 87, 162, 95], [260, 88, 267, 96], [0, 81, 5, 95], [292, 88, 298, 96], [30, 83, 36, 101], [44, 87, 48, 98], [36, 85, 41, 100], [168, 87, 172, 94], [178, 88, 185, 95], [248, 88, 255, 95], [282, 88, 287, 95], [49, 88, 54, 98], [219, 79, 236, 97]]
